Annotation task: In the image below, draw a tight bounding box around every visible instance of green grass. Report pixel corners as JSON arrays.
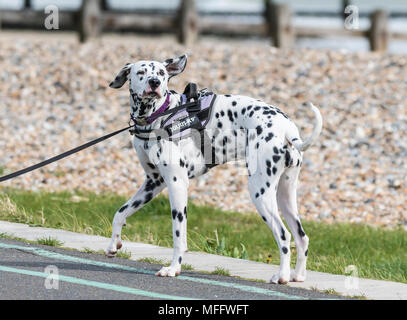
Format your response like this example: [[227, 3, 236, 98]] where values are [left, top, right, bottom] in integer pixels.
[[0, 232, 64, 248], [137, 257, 170, 266], [136, 257, 194, 270], [322, 288, 340, 295], [182, 263, 195, 271], [137, 257, 169, 267], [348, 294, 368, 300], [116, 250, 132, 259], [82, 247, 132, 259], [0, 188, 406, 284], [0, 232, 33, 243], [36, 236, 64, 247], [211, 267, 231, 276], [309, 286, 367, 300]]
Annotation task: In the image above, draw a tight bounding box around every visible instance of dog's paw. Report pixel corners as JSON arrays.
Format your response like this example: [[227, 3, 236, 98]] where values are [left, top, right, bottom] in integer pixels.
[[105, 250, 117, 258], [105, 248, 117, 258], [105, 240, 122, 258], [290, 270, 306, 282], [270, 272, 290, 285], [155, 266, 181, 277]]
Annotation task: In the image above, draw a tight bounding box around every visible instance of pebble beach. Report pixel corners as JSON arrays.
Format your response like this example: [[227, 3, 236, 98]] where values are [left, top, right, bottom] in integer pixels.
[[0, 32, 406, 229]]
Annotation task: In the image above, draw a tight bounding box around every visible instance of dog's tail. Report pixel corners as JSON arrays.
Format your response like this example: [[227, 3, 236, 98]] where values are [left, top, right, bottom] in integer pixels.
[[288, 102, 323, 152]]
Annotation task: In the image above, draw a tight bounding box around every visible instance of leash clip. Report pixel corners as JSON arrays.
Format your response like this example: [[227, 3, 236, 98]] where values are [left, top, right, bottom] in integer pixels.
[[128, 116, 140, 136], [128, 118, 134, 135]]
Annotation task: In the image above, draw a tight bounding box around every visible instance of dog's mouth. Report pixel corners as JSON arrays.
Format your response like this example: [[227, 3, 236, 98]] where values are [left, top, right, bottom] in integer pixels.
[[143, 87, 161, 98]]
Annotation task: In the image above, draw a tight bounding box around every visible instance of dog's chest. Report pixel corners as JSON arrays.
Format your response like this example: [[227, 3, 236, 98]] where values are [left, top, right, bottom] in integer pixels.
[[136, 137, 207, 179]]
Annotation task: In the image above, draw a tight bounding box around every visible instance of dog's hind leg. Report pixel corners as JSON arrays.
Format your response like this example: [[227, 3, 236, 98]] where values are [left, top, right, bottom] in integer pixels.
[[247, 143, 292, 284], [105, 177, 166, 257], [277, 165, 309, 282]]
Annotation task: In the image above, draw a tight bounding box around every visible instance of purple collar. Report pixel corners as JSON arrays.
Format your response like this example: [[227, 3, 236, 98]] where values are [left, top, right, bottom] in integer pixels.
[[146, 93, 171, 124]]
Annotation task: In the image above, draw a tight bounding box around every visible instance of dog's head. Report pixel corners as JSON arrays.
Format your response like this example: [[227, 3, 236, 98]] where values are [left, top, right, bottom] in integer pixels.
[[109, 54, 187, 117]]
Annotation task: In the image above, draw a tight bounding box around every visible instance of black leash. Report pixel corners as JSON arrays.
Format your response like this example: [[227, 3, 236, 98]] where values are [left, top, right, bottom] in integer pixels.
[[0, 98, 196, 182], [0, 124, 134, 183], [0, 83, 210, 183]]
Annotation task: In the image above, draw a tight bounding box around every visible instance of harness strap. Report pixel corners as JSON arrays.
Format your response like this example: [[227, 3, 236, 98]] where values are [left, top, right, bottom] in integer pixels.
[[153, 100, 201, 120], [146, 93, 171, 123]]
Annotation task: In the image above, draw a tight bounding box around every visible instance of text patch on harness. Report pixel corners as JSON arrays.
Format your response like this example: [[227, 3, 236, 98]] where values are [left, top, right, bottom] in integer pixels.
[[161, 90, 216, 140], [165, 114, 201, 137]]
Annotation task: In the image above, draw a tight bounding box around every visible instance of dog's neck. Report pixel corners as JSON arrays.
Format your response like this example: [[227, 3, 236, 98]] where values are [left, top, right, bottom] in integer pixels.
[[130, 90, 182, 129], [130, 91, 166, 118]]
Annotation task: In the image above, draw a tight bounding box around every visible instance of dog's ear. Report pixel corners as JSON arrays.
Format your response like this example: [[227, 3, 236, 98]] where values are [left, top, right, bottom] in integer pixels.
[[163, 54, 187, 79], [109, 63, 133, 89]]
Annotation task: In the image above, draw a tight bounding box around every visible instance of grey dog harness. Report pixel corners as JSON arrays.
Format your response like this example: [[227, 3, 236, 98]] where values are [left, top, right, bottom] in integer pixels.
[[130, 84, 217, 141], [130, 83, 218, 169]]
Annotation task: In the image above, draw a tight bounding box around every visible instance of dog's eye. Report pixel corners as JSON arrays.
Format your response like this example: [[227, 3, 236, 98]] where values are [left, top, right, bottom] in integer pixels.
[[159, 69, 165, 76], [137, 70, 145, 76]]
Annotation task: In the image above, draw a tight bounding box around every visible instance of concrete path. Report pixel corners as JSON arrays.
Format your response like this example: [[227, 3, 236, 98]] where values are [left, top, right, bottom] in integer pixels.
[[0, 220, 406, 300], [0, 238, 341, 300]]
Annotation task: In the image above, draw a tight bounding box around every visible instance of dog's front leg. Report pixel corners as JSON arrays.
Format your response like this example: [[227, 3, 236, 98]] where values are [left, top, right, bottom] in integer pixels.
[[155, 167, 189, 277], [106, 177, 166, 257]]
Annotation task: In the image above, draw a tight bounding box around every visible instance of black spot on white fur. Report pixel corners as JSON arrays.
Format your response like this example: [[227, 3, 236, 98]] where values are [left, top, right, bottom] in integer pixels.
[[132, 200, 141, 208], [177, 212, 183, 222], [297, 220, 306, 237], [281, 228, 286, 241], [119, 205, 128, 213]]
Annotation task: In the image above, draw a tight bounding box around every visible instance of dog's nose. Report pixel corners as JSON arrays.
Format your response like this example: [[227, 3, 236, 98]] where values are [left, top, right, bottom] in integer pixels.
[[148, 78, 161, 89]]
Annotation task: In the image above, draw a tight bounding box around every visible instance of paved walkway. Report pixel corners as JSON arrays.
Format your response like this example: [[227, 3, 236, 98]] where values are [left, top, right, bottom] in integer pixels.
[[0, 220, 406, 300]]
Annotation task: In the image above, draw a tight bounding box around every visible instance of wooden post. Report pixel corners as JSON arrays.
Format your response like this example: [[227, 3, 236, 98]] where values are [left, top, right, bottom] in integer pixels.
[[264, 1, 294, 48], [177, 0, 198, 45], [24, 0, 31, 9], [78, 0, 103, 43], [101, 0, 109, 11], [369, 10, 389, 52]]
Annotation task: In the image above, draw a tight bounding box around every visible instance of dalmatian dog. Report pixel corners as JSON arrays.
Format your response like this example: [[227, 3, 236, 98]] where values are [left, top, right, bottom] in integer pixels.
[[106, 54, 322, 284]]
